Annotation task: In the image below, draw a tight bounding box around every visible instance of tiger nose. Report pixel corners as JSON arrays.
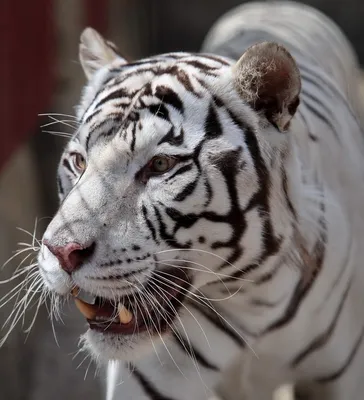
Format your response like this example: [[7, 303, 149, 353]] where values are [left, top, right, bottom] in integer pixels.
[[43, 240, 96, 274]]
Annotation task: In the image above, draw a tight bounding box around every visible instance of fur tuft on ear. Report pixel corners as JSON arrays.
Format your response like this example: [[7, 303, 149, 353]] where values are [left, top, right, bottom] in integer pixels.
[[79, 27, 126, 80], [234, 42, 301, 132]]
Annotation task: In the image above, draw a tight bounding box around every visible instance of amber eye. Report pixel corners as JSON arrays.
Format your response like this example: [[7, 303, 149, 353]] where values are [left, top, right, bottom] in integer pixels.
[[149, 156, 177, 174], [71, 153, 87, 173]]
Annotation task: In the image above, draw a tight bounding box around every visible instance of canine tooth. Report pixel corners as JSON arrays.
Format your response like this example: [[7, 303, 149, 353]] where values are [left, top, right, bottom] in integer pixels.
[[74, 298, 97, 320], [118, 303, 133, 324]]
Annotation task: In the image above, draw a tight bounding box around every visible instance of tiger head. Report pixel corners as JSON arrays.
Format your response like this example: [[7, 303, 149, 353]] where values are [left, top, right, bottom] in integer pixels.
[[38, 28, 301, 362]]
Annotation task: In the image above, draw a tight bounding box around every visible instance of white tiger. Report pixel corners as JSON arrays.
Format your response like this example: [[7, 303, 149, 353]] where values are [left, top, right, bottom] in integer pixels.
[[5, 1, 364, 400]]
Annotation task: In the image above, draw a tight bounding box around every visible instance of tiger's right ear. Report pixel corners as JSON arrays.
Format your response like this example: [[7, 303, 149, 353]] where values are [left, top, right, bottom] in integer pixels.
[[234, 42, 301, 132], [79, 27, 127, 80]]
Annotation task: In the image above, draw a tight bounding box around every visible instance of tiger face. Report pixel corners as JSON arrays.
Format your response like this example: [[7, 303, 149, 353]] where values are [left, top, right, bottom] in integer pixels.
[[38, 28, 301, 361]]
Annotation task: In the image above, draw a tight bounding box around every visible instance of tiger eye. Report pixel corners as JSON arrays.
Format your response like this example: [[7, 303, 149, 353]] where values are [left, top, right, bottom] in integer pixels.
[[72, 153, 87, 172], [151, 156, 171, 173]]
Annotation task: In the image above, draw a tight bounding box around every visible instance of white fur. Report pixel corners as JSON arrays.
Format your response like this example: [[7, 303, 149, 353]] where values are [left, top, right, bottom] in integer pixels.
[[37, 2, 364, 400]]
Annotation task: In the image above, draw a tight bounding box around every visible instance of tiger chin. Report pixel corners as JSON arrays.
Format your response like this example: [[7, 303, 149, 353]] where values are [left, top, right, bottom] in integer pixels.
[[30, 2, 364, 399]]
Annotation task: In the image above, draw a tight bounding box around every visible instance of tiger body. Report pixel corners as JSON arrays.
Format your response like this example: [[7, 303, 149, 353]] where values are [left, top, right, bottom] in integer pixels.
[[34, 2, 364, 400]]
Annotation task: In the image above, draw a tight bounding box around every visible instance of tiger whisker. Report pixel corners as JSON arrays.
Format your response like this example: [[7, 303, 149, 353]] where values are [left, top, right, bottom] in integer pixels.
[[142, 277, 185, 342], [156, 265, 245, 302], [40, 119, 78, 129], [153, 258, 253, 283], [77, 353, 91, 370], [0, 278, 44, 346], [13, 254, 38, 276], [134, 277, 188, 380], [47, 293, 61, 347], [2, 246, 38, 269], [24, 289, 47, 335], [146, 278, 211, 392], [20, 277, 45, 326], [84, 355, 95, 381], [42, 130, 74, 138], [71, 347, 84, 361], [38, 112, 78, 120], [148, 271, 256, 357], [0, 262, 38, 284], [147, 274, 212, 350], [126, 280, 163, 365], [0, 269, 40, 308], [41, 115, 79, 130], [16, 225, 42, 248], [155, 248, 242, 272]]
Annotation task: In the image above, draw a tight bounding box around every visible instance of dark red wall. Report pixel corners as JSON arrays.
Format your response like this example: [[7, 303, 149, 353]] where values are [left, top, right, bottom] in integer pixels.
[[0, 1, 54, 171], [0, 0, 108, 172]]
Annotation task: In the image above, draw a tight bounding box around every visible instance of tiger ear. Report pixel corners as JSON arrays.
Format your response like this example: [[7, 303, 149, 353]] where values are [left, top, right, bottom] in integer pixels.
[[234, 42, 301, 132], [79, 27, 127, 80]]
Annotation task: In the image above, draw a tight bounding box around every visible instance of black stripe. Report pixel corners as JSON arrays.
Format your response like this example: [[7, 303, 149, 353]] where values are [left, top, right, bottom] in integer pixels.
[[111, 58, 162, 71], [254, 262, 282, 285], [264, 195, 327, 334], [166, 163, 193, 182], [183, 60, 219, 76], [154, 85, 184, 114], [94, 87, 131, 109], [316, 323, 364, 383], [299, 64, 361, 126], [173, 333, 219, 371], [142, 205, 158, 243], [85, 108, 102, 125], [93, 267, 149, 279], [204, 102, 223, 138], [131, 366, 176, 400], [154, 206, 191, 248], [158, 127, 184, 146], [217, 263, 259, 283], [291, 277, 352, 367], [224, 105, 282, 264], [63, 158, 76, 176], [250, 297, 284, 308], [85, 130, 92, 151], [130, 122, 137, 152], [297, 109, 318, 141], [301, 94, 339, 140], [57, 175, 64, 196], [281, 165, 297, 219], [173, 177, 199, 202], [319, 243, 351, 307], [148, 103, 170, 121], [265, 242, 324, 333], [85, 115, 123, 150], [204, 176, 213, 207], [199, 53, 230, 65], [164, 65, 201, 97]]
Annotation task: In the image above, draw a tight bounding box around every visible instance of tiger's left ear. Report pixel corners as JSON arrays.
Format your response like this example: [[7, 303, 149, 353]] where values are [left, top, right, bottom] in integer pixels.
[[234, 42, 301, 132], [79, 27, 127, 80]]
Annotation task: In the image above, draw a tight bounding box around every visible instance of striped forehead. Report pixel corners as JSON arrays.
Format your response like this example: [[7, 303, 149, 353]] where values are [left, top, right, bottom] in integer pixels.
[[76, 53, 231, 150]]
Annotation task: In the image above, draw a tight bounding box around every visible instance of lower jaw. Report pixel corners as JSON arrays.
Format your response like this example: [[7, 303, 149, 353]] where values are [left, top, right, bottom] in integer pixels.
[[82, 328, 160, 362]]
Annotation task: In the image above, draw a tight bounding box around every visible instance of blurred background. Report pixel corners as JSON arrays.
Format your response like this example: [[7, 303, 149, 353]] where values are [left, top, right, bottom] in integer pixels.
[[0, 1, 363, 399]]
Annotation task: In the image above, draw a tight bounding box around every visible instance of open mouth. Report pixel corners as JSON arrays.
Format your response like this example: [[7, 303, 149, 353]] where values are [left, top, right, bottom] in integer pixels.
[[72, 268, 191, 335]]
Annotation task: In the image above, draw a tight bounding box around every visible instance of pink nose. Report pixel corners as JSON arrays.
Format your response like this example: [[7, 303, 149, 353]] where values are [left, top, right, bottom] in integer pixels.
[[43, 241, 95, 274]]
